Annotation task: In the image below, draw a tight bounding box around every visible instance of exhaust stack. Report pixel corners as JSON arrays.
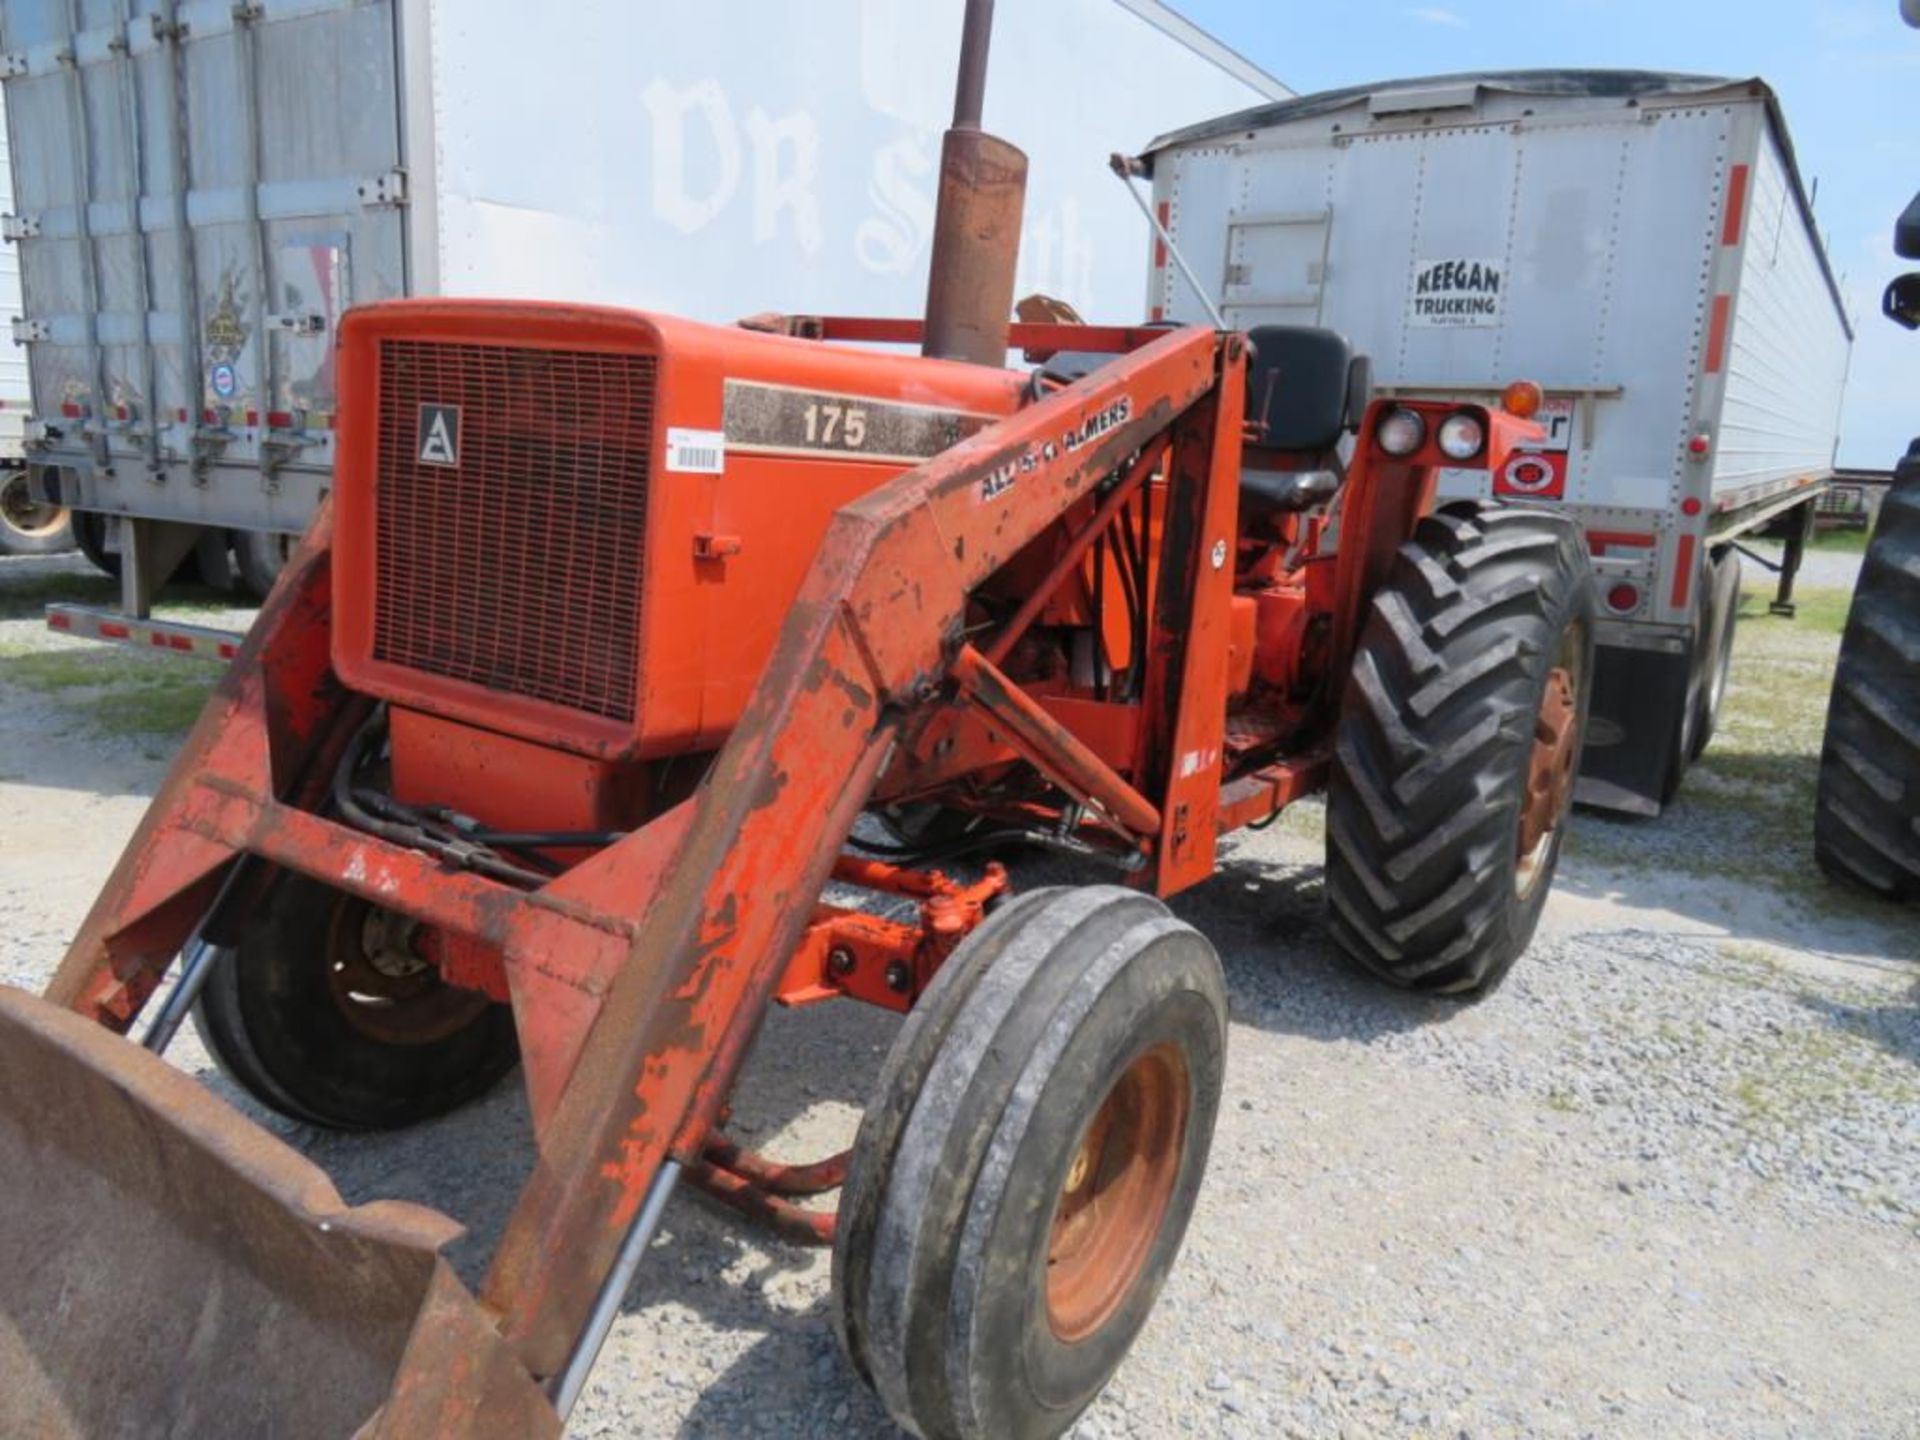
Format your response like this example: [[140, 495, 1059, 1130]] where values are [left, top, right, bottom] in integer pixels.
[[921, 0, 1028, 367]]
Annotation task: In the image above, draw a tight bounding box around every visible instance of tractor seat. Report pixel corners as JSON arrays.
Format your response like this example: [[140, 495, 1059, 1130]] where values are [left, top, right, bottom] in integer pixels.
[[1240, 468, 1340, 514]]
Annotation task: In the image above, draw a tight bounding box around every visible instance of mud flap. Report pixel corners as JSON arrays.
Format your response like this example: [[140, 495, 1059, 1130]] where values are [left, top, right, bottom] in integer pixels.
[[1573, 639, 1692, 816], [0, 986, 558, 1440]]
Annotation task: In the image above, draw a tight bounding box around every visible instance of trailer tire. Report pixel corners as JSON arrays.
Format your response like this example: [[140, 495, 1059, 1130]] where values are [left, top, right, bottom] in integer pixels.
[[193, 871, 519, 1130], [71, 509, 120, 578], [1325, 502, 1596, 995], [1688, 547, 1742, 764], [0, 469, 73, 555], [234, 527, 295, 602], [1814, 455, 1920, 902], [833, 885, 1226, 1440]]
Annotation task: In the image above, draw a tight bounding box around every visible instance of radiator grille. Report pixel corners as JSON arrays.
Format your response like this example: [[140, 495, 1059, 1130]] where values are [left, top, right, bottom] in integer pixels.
[[372, 341, 656, 722]]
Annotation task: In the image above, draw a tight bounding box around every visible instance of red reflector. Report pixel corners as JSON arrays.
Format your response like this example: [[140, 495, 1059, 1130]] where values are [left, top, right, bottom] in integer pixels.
[[267, 410, 293, 429], [1722, 164, 1749, 247], [48, 612, 72, 631], [1154, 200, 1169, 270], [1606, 583, 1641, 614], [60, 402, 81, 418], [99, 622, 130, 639], [1703, 296, 1731, 374], [218, 643, 238, 659], [168, 635, 192, 651], [1672, 535, 1697, 610], [1681, 497, 1702, 516]]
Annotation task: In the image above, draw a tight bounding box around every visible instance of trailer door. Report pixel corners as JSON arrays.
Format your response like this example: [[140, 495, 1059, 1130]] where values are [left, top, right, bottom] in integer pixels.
[[0, 0, 405, 528]]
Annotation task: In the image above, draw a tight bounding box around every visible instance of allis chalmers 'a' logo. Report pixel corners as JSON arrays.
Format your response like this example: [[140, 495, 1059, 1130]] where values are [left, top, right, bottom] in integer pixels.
[[418, 404, 460, 467]]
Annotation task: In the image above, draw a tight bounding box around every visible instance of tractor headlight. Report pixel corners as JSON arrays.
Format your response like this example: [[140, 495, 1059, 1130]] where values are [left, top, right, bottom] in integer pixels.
[[1437, 411, 1486, 460], [1374, 407, 1426, 457]]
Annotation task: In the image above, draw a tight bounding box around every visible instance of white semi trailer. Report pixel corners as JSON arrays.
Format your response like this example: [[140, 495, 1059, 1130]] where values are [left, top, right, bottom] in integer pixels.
[[1139, 71, 1854, 813], [0, 0, 1284, 612]]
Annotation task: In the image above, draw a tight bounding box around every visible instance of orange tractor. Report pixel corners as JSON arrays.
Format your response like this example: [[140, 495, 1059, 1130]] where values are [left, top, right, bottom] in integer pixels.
[[0, 14, 1594, 1438]]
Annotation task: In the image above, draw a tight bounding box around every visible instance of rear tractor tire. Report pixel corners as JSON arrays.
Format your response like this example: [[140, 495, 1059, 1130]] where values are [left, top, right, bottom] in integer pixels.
[[193, 871, 519, 1129], [1326, 502, 1597, 995], [834, 886, 1227, 1440], [1814, 450, 1920, 902]]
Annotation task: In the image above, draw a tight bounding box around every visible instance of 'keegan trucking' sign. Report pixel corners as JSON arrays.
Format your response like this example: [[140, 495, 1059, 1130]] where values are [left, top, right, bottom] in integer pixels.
[[1409, 258, 1504, 328]]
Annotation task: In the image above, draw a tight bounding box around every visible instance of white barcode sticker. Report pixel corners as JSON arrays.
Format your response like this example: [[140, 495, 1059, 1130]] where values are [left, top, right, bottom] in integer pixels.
[[666, 427, 726, 474]]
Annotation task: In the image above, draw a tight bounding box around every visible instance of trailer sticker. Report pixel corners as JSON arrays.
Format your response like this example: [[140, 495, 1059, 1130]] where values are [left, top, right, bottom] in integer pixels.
[[1530, 397, 1575, 453], [1409, 257, 1504, 328], [723, 379, 993, 464], [209, 363, 238, 400], [417, 404, 461, 467], [665, 427, 727, 474]]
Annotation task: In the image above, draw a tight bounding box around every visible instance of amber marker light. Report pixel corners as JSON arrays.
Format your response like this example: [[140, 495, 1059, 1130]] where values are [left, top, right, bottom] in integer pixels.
[[1501, 380, 1544, 419]]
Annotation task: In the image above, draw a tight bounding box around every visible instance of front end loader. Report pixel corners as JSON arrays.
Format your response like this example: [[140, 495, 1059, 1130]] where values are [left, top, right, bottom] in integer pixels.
[[0, 12, 1596, 1435]]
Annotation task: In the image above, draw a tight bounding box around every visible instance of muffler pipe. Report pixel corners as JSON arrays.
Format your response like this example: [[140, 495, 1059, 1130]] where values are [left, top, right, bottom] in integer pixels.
[[922, 0, 1027, 367]]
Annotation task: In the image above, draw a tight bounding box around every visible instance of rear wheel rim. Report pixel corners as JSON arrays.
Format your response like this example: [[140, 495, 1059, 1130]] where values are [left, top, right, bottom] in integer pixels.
[[0, 474, 64, 537], [323, 898, 489, 1046], [1045, 1044, 1190, 1343], [1516, 657, 1581, 899]]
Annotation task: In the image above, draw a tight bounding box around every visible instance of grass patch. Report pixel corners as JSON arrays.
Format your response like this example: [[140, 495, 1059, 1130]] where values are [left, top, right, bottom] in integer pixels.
[[0, 644, 221, 739], [1737, 586, 1851, 638], [1807, 527, 1870, 554]]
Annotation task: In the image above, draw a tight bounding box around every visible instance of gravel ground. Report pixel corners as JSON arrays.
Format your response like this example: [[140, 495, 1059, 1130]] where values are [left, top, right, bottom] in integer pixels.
[[2, 548, 1915, 1439]]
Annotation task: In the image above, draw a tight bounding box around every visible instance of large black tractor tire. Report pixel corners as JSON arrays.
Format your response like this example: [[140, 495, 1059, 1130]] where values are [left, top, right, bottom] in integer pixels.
[[1814, 453, 1920, 901], [0, 469, 73, 555], [193, 871, 519, 1129], [1326, 502, 1597, 995], [834, 886, 1227, 1440]]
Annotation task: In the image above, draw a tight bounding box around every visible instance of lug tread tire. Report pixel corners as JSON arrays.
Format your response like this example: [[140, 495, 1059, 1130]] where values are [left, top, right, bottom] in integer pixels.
[[1325, 502, 1597, 994], [1815, 456, 1920, 901], [833, 886, 1227, 1440]]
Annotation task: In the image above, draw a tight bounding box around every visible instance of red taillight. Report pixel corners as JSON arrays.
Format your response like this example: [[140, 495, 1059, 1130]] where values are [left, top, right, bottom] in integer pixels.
[[1606, 583, 1641, 614]]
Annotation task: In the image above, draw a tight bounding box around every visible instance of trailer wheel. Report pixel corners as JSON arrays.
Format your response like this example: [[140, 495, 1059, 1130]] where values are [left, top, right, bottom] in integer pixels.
[[1326, 503, 1597, 995], [233, 528, 295, 601], [70, 509, 120, 577], [0, 469, 72, 555], [193, 872, 519, 1129], [1814, 455, 1920, 901], [1688, 547, 1742, 764], [833, 885, 1226, 1440]]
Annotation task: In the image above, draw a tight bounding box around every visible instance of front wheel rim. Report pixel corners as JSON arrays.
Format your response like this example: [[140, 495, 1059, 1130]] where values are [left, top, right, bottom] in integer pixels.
[[1045, 1044, 1190, 1344], [1516, 659, 1581, 899]]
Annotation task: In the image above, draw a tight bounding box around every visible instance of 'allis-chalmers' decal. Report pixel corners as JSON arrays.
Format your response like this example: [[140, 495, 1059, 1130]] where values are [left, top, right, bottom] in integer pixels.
[[979, 396, 1134, 504], [722, 379, 996, 463]]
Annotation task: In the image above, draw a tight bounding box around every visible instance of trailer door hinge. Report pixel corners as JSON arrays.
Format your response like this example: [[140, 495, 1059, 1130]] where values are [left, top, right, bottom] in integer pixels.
[[2, 213, 40, 241], [356, 169, 408, 208], [1, 52, 27, 78], [11, 318, 50, 343]]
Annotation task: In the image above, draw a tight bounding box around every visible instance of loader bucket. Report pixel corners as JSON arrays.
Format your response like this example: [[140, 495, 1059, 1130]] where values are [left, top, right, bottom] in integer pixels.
[[0, 985, 556, 1440]]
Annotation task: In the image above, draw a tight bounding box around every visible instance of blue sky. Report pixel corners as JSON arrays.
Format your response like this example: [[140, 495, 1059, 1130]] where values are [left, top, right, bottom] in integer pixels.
[[1174, 0, 1918, 467]]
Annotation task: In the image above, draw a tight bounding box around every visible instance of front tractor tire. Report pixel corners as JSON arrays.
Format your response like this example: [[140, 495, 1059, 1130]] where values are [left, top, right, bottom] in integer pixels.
[[834, 886, 1227, 1440], [193, 871, 519, 1130], [1326, 503, 1597, 995], [1814, 451, 1920, 902]]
